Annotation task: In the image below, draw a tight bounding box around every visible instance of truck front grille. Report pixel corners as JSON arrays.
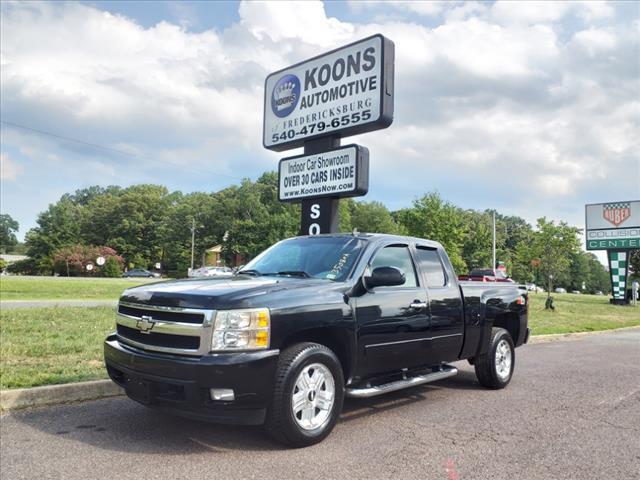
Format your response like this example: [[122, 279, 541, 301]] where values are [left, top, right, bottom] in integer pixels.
[[115, 302, 215, 356], [116, 324, 200, 350], [118, 304, 205, 324]]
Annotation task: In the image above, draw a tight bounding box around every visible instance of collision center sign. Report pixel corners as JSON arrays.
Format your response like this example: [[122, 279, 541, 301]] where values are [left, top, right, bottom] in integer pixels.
[[278, 145, 369, 202], [585, 200, 640, 250], [264, 34, 394, 151]]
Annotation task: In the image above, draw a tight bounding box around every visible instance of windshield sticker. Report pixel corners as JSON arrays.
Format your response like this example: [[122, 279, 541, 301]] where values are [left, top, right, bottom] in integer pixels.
[[327, 253, 350, 279]]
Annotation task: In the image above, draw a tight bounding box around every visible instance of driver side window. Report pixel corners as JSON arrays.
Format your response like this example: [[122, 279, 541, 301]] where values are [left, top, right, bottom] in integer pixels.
[[370, 245, 418, 288]]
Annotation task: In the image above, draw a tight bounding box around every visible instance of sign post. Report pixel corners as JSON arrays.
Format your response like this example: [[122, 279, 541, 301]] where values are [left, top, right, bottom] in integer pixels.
[[263, 34, 394, 234], [585, 200, 640, 304]]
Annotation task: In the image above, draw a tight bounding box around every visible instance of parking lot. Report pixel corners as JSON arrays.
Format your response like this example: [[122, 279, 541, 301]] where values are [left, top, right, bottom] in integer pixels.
[[1, 329, 639, 480]]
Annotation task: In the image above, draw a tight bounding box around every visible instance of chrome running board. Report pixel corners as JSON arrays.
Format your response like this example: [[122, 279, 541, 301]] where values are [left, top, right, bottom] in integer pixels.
[[345, 365, 458, 398]]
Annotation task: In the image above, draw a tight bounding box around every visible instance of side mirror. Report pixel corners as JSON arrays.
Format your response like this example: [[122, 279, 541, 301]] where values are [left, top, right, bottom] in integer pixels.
[[365, 266, 406, 288]]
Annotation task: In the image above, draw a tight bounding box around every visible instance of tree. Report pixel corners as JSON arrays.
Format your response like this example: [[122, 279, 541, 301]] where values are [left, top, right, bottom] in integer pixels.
[[524, 218, 581, 301], [349, 201, 404, 234], [395, 192, 467, 274], [630, 250, 640, 282], [566, 251, 591, 292], [0, 214, 19, 253], [460, 210, 493, 271], [81, 184, 169, 267], [586, 253, 611, 294], [221, 174, 299, 264], [25, 198, 83, 273]]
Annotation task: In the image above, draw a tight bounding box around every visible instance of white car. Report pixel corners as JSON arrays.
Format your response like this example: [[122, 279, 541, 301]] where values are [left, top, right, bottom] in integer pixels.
[[189, 266, 233, 278]]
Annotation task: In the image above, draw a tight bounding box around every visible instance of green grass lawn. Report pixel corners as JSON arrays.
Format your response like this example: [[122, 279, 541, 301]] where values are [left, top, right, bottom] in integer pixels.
[[0, 306, 115, 389], [0, 276, 162, 301], [0, 293, 637, 389], [527, 292, 640, 335]]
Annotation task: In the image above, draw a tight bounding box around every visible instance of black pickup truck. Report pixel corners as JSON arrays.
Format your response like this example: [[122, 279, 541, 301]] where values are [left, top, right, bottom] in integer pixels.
[[105, 234, 529, 447]]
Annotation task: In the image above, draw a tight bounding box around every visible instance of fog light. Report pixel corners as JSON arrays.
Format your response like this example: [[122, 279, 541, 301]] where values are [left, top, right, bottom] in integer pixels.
[[210, 388, 235, 401]]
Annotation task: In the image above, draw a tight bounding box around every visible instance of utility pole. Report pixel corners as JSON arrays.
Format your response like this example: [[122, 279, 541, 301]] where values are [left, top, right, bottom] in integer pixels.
[[492, 210, 496, 270], [190, 217, 196, 271]]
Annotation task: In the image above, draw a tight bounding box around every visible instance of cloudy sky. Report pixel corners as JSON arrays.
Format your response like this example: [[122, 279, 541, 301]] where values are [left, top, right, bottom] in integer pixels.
[[1, 1, 639, 250]]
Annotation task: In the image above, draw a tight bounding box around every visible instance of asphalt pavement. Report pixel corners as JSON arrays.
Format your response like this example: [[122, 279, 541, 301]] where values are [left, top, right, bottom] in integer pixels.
[[1, 330, 639, 480]]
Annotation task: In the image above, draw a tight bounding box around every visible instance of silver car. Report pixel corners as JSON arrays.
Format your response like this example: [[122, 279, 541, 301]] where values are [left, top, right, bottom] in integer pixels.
[[188, 266, 233, 278]]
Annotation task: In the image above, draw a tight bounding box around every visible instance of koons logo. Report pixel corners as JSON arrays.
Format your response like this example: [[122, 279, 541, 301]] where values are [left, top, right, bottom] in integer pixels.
[[271, 74, 300, 118]]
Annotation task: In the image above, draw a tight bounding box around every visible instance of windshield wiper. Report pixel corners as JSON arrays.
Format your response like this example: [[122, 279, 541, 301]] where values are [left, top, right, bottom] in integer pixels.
[[276, 271, 310, 278], [236, 269, 262, 276]]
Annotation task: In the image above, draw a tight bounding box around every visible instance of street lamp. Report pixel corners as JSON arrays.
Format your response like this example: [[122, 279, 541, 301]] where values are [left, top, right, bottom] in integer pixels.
[[189, 218, 204, 271]]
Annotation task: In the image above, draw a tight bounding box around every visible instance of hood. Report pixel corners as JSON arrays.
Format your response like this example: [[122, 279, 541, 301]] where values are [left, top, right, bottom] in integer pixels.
[[120, 274, 342, 310]]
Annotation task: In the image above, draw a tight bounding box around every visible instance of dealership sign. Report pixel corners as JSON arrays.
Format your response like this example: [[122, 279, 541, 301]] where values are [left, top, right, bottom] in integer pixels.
[[585, 201, 640, 250], [263, 34, 395, 151], [278, 145, 369, 202]]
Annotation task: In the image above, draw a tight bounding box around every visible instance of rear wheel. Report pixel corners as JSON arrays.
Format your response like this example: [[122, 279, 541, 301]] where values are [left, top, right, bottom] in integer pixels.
[[474, 328, 515, 389], [265, 342, 344, 447]]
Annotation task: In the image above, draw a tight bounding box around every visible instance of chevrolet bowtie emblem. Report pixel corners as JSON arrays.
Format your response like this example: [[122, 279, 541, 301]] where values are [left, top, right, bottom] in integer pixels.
[[136, 315, 155, 334]]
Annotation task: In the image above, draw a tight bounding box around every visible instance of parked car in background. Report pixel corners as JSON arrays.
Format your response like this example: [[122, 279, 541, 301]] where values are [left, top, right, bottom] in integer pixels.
[[189, 266, 233, 278], [458, 268, 515, 283], [122, 268, 160, 278], [554, 287, 567, 293], [595, 291, 604, 295], [525, 283, 536, 291], [571, 290, 581, 294]]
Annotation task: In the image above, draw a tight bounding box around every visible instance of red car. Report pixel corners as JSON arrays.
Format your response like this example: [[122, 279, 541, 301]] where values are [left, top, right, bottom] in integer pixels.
[[458, 268, 515, 283]]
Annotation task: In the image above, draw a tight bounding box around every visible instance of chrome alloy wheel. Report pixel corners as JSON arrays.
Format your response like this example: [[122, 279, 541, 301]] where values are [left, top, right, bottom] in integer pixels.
[[291, 363, 335, 431], [495, 339, 513, 381]]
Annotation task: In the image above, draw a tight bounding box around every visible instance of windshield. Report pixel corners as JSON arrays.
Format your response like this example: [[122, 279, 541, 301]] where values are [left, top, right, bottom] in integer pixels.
[[239, 236, 366, 282]]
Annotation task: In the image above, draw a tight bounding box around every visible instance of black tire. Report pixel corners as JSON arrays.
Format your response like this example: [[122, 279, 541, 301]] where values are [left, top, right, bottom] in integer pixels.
[[265, 342, 344, 447], [474, 327, 515, 389]]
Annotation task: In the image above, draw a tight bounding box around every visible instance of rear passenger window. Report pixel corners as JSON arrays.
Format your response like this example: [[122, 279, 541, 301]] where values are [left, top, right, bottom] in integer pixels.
[[416, 247, 446, 287], [370, 245, 418, 288]]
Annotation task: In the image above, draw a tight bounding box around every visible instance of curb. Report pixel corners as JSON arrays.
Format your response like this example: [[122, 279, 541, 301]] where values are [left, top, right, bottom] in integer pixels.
[[0, 380, 123, 412], [1, 326, 638, 412], [528, 325, 640, 344]]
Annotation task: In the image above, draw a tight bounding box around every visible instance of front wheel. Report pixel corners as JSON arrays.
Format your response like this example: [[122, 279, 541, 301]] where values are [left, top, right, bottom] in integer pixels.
[[474, 328, 515, 389], [265, 342, 344, 447]]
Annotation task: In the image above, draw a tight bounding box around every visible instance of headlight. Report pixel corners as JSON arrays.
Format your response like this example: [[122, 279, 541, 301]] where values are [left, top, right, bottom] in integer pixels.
[[211, 308, 270, 351]]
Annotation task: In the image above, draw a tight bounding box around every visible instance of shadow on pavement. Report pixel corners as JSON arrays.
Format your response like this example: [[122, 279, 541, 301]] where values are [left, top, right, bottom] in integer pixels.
[[8, 367, 482, 453]]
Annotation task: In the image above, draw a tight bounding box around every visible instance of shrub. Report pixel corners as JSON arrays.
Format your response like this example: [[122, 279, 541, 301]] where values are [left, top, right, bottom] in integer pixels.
[[102, 256, 122, 277], [52, 244, 124, 277], [6, 258, 39, 275]]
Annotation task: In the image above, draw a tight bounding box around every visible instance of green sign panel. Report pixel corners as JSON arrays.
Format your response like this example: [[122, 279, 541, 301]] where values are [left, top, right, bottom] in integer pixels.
[[586, 238, 640, 250]]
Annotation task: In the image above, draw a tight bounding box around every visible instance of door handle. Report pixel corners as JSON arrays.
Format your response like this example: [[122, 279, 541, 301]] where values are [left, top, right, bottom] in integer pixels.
[[410, 301, 427, 310]]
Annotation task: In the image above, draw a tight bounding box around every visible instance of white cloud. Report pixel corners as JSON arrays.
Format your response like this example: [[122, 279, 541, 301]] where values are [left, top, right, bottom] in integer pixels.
[[348, 0, 448, 18], [0, 0, 638, 238], [490, 1, 614, 25], [429, 19, 559, 78], [239, 0, 353, 46], [572, 28, 617, 56], [490, 1, 572, 25], [0, 152, 24, 181]]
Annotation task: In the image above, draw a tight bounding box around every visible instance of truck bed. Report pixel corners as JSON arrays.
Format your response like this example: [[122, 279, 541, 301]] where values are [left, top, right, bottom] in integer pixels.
[[457, 281, 528, 360]]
